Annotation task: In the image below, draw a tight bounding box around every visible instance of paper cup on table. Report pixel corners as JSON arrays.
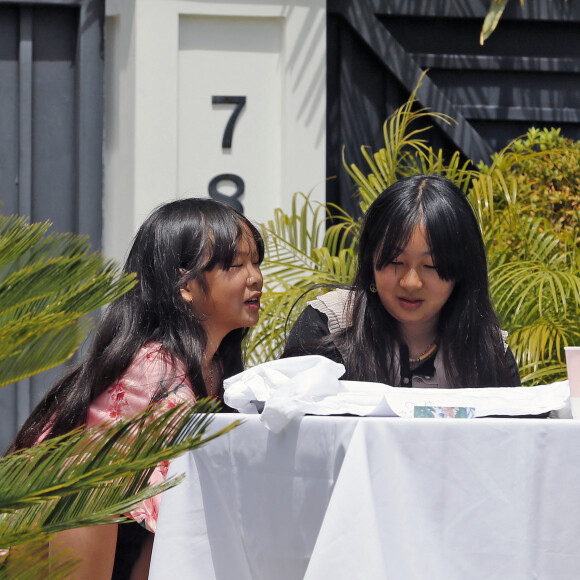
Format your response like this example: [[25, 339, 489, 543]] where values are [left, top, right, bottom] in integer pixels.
[[565, 347, 580, 419]]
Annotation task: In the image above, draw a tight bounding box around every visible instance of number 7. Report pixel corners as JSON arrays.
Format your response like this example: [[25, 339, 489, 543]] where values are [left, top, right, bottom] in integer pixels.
[[212, 96, 247, 149]]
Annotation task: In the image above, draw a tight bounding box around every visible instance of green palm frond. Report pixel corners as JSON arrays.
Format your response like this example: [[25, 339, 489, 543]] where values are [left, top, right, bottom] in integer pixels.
[[513, 219, 567, 265], [519, 361, 569, 386], [480, 0, 512, 45], [0, 254, 115, 312], [263, 192, 328, 257], [323, 203, 359, 256], [0, 317, 91, 387], [260, 193, 328, 290], [471, 159, 580, 385], [0, 216, 51, 271], [312, 247, 356, 285], [260, 238, 318, 288], [468, 173, 496, 230], [0, 399, 238, 547], [0, 214, 135, 386], [491, 261, 580, 323], [469, 171, 571, 271], [260, 192, 344, 292], [413, 149, 475, 193], [483, 140, 548, 177], [245, 192, 358, 363], [508, 316, 577, 370], [245, 290, 309, 365]]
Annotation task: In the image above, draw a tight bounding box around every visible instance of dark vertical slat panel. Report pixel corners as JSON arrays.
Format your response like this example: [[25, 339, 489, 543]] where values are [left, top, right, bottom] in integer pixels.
[[18, 7, 32, 218], [16, 7, 34, 433], [32, 5, 77, 231], [326, 14, 341, 209], [0, 5, 19, 216], [0, 1, 105, 453], [76, 0, 104, 244], [29, 5, 79, 411], [0, 6, 19, 452], [336, 19, 388, 217]]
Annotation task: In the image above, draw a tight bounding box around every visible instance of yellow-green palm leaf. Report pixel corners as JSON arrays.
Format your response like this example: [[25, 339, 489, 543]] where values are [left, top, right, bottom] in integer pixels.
[[0, 214, 135, 386], [1, 399, 238, 547]]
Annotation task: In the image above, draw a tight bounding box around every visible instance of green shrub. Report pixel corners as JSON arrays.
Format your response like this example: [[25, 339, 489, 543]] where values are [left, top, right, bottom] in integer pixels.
[[479, 127, 580, 246]]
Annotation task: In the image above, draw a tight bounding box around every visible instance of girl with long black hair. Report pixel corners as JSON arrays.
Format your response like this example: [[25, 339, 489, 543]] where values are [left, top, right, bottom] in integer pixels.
[[284, 174, 520, 389], [8, 198, 264, 578]]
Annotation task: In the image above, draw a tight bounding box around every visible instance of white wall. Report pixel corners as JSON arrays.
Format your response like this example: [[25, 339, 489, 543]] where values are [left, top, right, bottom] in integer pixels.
[[103, 0, 326, 263]]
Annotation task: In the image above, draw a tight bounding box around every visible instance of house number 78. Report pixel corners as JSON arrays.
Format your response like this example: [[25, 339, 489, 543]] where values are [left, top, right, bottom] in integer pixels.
[[208, 96, 247, 213]]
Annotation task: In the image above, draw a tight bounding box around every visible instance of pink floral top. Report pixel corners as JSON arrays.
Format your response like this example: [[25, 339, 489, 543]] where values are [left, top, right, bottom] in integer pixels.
[[86, 343, 196, 533]]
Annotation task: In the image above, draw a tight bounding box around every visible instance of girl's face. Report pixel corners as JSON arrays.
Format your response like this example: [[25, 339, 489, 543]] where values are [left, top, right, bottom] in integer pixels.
[[373, 223, 454, 339], [181, 231, 263, 342]]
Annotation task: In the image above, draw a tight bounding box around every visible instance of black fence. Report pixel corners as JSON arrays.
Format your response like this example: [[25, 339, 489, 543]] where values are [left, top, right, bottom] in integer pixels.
[[327, 0, 580, 215]]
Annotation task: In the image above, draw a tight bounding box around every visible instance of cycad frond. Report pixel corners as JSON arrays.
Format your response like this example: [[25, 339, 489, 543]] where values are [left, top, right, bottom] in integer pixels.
[[0, 214, 135, 386], [0, 216, 51, 271], [0, 317, 91, 387], [0, 399, 238, 547], [0, 254, 117, 313]]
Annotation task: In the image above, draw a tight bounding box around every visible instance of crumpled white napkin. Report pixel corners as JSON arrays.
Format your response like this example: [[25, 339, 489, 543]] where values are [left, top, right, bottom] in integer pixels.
[[223, 356, 571, 432], [224, 356, 346, 431]]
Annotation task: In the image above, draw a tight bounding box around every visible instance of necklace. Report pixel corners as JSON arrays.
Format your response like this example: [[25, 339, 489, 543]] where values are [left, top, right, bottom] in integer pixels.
[[205, 361, 216, 397], [409, 342, 437, 365]]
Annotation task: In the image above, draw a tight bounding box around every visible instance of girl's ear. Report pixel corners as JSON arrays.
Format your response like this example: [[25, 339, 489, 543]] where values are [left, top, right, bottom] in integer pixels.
[[180, 286, 194, 303], [179, 269, 194, 302], [181, 278, 203, 304]]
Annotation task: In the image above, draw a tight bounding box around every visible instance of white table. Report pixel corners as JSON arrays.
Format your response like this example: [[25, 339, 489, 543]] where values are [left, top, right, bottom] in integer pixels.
[[150, 415, 580, 580]]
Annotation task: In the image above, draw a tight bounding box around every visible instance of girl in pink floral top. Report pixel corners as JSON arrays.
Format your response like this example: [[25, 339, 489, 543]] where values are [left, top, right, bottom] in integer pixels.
[[86, 342, 195, 534], [9, 199, 264, 579]]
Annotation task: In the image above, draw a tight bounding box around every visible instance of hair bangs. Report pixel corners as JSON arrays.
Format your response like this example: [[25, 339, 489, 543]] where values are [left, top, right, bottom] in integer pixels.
[[420, 185, 475, 283], [238, 218, 265, 264], [203, 213, 264, 272], [202, 219, 241, 272], [373, 212, 423, 271], [424, 223, 460, 282]]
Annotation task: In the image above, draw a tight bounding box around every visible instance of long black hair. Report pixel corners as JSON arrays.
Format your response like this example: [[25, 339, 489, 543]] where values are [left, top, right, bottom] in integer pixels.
[[10, 198, 264, 451], [295, 175, 513, 387]]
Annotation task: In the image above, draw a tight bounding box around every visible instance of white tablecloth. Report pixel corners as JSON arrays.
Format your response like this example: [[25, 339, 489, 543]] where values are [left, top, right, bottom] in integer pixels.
[[150, 415, 580, 580]]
